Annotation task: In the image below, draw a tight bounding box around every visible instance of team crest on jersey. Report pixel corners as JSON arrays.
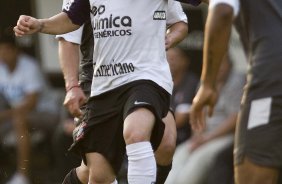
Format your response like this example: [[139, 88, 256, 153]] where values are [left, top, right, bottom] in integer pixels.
[[153, 11, 166, 20]]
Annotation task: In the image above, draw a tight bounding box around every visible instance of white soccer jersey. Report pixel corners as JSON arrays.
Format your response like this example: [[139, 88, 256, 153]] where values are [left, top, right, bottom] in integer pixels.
[[65, 0, 187, 97]]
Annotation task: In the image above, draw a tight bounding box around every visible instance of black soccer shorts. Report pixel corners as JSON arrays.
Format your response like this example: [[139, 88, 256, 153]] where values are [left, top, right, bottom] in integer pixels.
[[70, 80, 170, 174]]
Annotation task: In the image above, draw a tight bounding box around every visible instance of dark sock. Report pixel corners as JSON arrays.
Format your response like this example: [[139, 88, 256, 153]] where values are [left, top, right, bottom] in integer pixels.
[[156, 163, 172, 184], [62, 168, 82, 184]]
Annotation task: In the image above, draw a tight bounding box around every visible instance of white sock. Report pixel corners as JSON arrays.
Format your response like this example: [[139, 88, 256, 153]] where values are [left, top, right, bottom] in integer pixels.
[[126, 142, 156, 184]]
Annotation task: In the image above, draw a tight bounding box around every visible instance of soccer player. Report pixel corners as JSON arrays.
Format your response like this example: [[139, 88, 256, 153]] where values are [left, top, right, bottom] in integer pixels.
[[14, 0, 188, 183], [189, 0, 282, 184], [57, 0, 188, 183]]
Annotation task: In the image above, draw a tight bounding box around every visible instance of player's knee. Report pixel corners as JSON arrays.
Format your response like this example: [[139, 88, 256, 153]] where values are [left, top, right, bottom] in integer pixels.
[[78, 163, 88, 174], [123, 127, 149, 145], [76, 165, 89, 183], [123, 108, 155, 145], [88, 170, 114, 184], [87, 164, 115, 184]]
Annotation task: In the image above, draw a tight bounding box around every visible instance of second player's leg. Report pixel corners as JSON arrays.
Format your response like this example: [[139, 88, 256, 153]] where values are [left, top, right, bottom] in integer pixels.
[[155, 111, 177, 165], [155, 112, 177, 184], [76, 161, 89, 184], [234, 96, 282, 184], [235, 157, 279, 184], [86, 152, 116, 184]]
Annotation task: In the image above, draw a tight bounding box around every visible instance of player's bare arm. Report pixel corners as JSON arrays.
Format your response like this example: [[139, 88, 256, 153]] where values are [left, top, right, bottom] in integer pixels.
[[190, 4, 234, 132], [58, 38, 86, 117], [166, 21, 188, 50], [202, 4, 233, 88], [14, 12, 80, 37]]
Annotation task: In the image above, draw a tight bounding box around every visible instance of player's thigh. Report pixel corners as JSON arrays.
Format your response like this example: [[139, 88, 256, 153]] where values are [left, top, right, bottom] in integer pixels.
[[124, 107, 155, 143], [235, 157, 279, 184], [235, 96, 282, 173]]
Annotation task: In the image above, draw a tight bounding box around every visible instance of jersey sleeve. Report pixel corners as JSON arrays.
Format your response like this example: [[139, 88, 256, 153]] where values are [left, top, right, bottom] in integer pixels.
[[167, 0, 188, 26], [209, 0, 240, 17], [55, 0, 84, 44], [56, 25, 84, 44], [63, 0, 90, 26]]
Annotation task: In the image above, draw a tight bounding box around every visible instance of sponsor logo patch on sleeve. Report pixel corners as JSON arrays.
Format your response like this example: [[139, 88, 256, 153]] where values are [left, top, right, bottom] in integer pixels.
[[153, 11, 166, 20]]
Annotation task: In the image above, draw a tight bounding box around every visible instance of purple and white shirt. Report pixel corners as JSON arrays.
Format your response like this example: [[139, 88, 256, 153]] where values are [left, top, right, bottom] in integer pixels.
[[63, 0, 187, 97]]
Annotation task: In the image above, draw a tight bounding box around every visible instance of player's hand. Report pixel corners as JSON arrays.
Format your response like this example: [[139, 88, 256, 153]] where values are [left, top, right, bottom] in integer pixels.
[[190, 84, 218, 132], [64, 86, 87, 118], [13, 15, 42, 37]]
